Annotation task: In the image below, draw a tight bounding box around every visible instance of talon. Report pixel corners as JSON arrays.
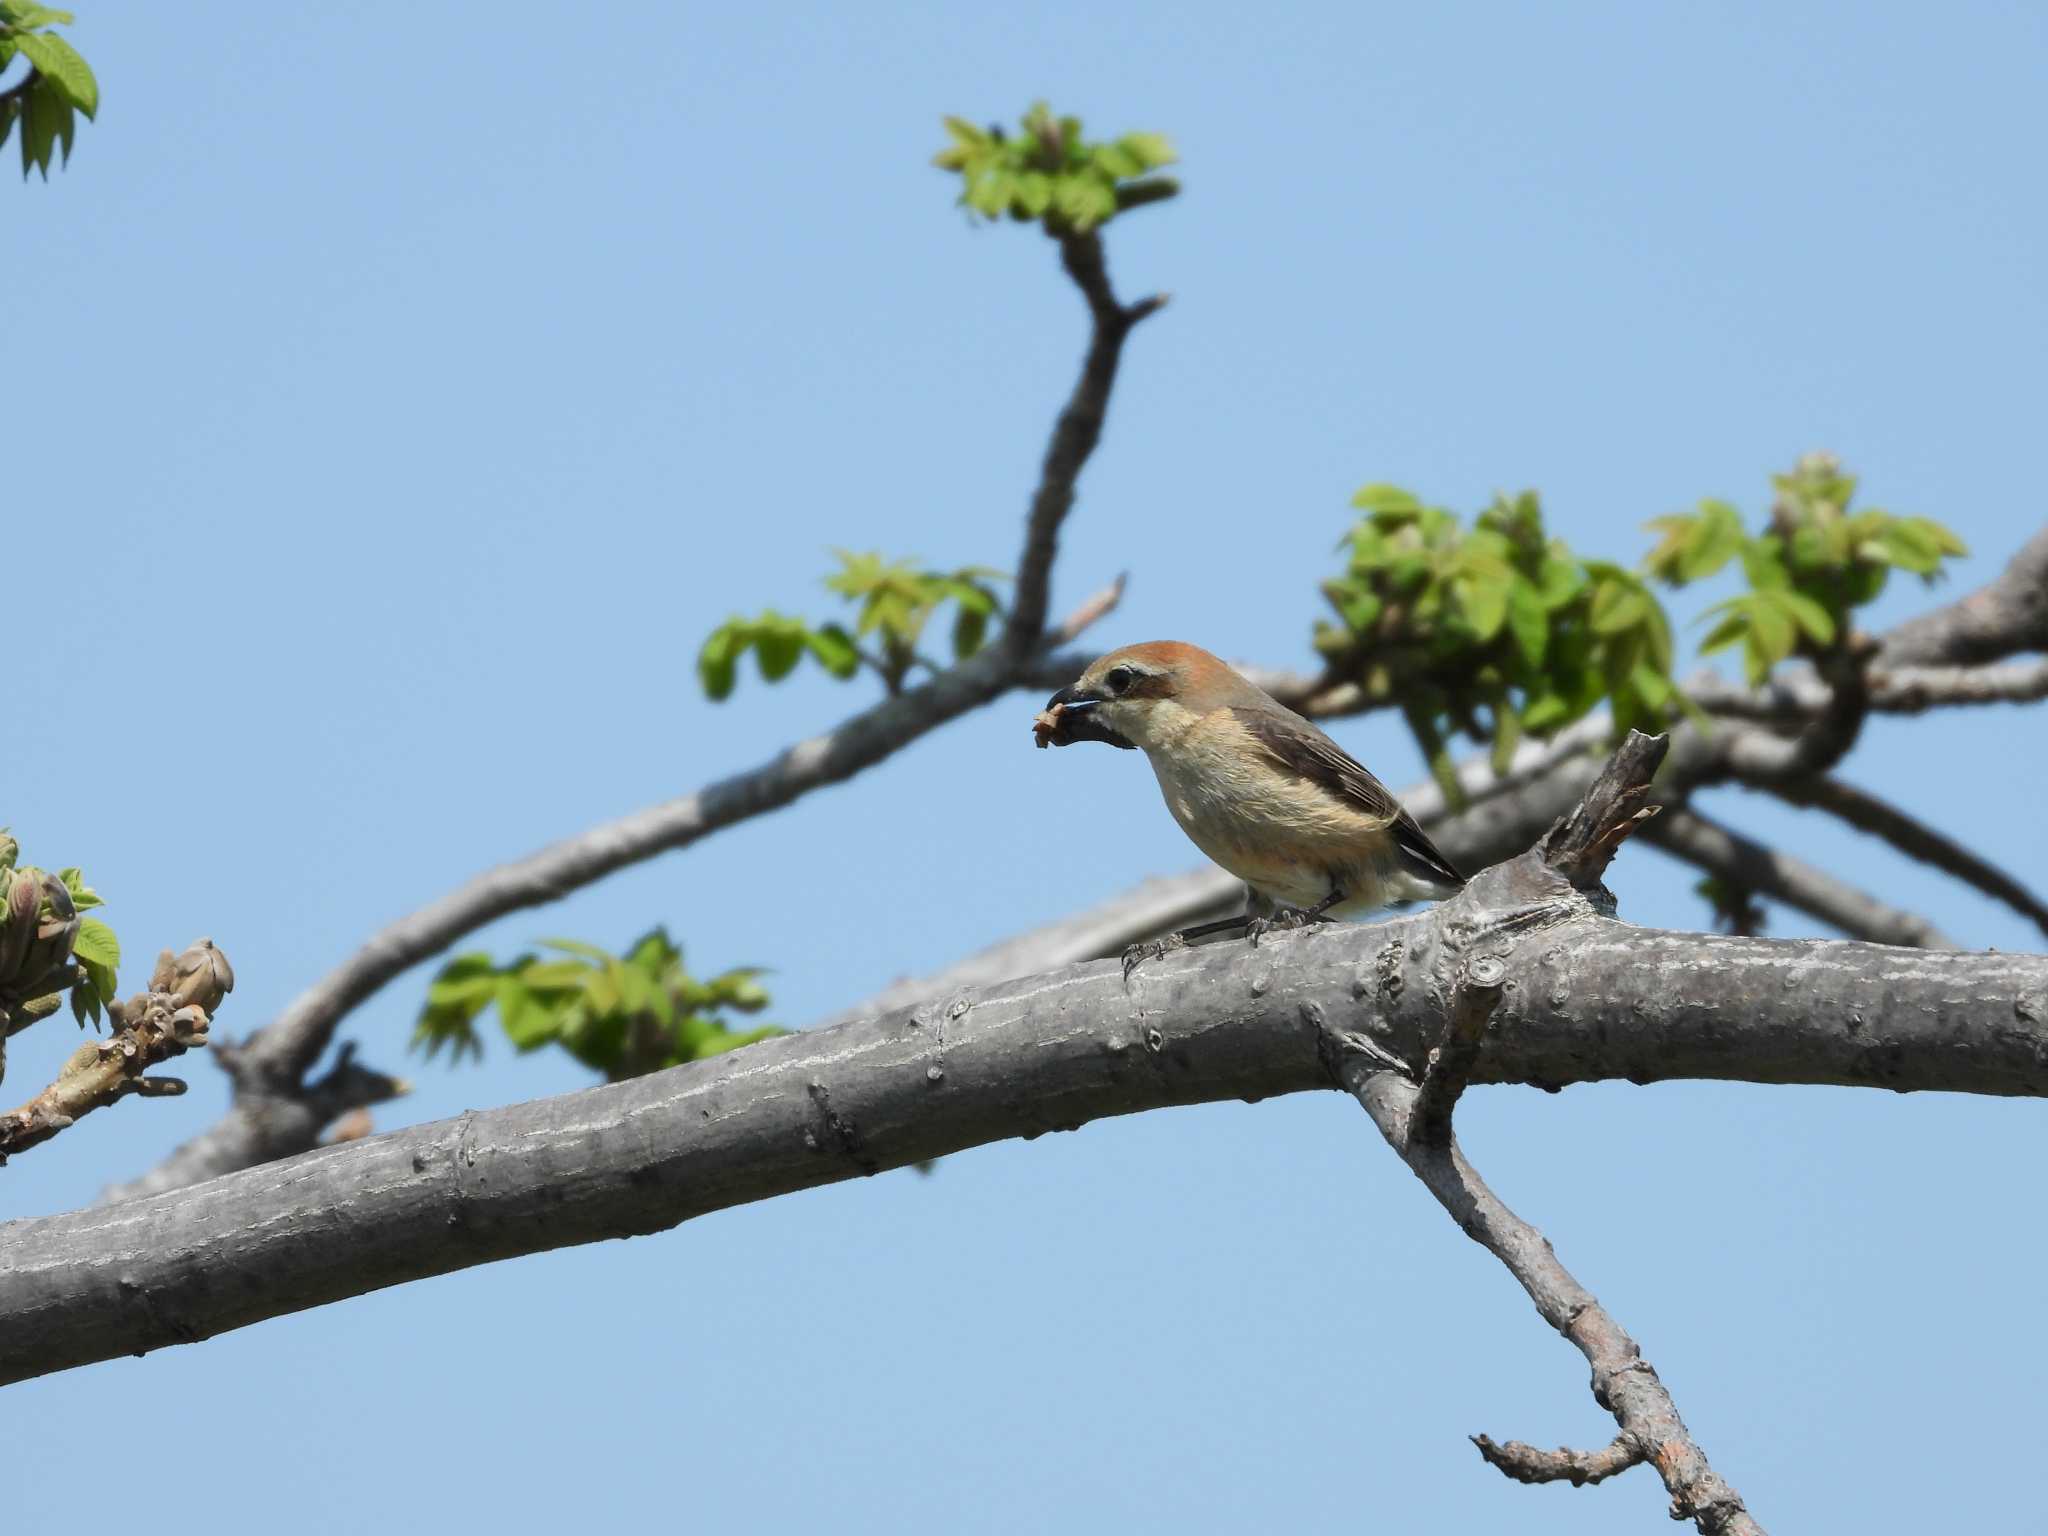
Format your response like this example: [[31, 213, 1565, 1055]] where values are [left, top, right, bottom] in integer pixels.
[[1121, 931, 1188, 983], [1246, 906, 1316, 947]]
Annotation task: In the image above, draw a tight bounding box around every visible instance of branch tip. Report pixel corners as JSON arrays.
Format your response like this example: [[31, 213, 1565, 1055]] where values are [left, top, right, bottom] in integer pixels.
[[1472, 1432, 1645, 1487]]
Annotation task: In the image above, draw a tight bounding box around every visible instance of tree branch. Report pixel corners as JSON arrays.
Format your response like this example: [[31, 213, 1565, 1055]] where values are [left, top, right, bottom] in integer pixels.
[[1645, 806, 1955, 949], [1331, 1056, 1758, 1532], [0, 942, 233, 1164], [15, 878, 2048, 1386], [105, 227, 1164, 1202], [1876, 524, 2048, 666], [1683, 656, 2048, 721], [1471, 1433, 1645, 1487], [1327, 736, 1758, 1533], [1003, 230, 1163, 656], [1753, 776, 2048, 940]]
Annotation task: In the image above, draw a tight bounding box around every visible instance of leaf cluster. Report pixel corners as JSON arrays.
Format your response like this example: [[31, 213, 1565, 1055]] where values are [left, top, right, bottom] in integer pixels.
[[933, 102, 1177, 234], [699, 550, 1005, 699], [0, 3, 97, 180], [0, 830, 118, 1039], [1316, 488, 1677, 803], [1646, 453, 1966, 683], [413, 927, 781, 1083]]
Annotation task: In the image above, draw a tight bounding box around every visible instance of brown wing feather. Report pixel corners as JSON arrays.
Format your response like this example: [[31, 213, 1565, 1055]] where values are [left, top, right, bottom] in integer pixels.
[[1228, 706, 1466, 890]]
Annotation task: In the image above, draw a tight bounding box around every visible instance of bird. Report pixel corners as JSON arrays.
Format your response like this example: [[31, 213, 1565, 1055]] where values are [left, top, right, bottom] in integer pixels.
[[1033, 640, 1465, 974]]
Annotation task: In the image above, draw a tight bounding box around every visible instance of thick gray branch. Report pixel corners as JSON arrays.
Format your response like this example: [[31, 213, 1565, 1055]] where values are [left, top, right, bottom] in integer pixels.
[[12, 894, 2046, 1386]]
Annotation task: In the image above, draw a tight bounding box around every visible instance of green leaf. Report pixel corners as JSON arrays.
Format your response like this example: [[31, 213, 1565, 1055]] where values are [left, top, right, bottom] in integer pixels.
[[1506, 578, 1548, 668], [1521, 692, 1571, 733], [1628, 663, 1673, 709], [1350, 483, 1422, 519], [1118, 131, 1176, 169], [1015, 170, 1053, 216], [20, 76, 56, 178], [1093, 142, 1142, 178], [1778, 589, 1837, 644], [940, 115, 986, 148], [71, 915, 118, 969], [539, 937, 615, 963], [1588, 579, 1648, 635], [1740, 537, 1790, 591], [1337, 585, 1381, 634], [1489, 701, 1523, 777], [0, 6, 80, 29], [1696, 606, 1748, 657], [1642, 514, 1696, 580], [754, 616, 804, 681], [1683, 500, 1746, 581], [1910, 517, 1967, 557], [1875, 520, 1942, 574], [55, 866, 103, 910], [1454, 571, 1509, 641], [951, 602, 987, 660], [697, 622, 741, 701], [13, 29, 95, 117], [499, 983, 564, 1049], [1747, 592, 1796, 669], [1536, 552, 1584, 609], [805, 622, 861, 679]]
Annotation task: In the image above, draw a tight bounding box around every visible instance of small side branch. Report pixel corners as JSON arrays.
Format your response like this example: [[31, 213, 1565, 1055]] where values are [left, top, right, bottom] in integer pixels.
[[1324, 1028, 1761, 1534], [1647, 807, 1955, 950], [1472, 1433, 1645, 1487], [1004, 230, 1165, 654], [1759, 775, 2048, 940], [1328, 735, 1764, 1533], [1408, 956, 1506, 1145], [1538, 728, 1669, 885], [0, 941, 233, 1164]]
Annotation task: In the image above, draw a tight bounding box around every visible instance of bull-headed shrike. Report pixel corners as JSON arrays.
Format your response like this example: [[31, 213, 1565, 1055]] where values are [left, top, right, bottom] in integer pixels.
[[1035, 640, 1464, 973]]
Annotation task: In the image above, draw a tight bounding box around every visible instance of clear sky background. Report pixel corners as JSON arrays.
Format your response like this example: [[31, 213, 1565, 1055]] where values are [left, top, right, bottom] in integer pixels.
[[9, 2, 2047, 1530]]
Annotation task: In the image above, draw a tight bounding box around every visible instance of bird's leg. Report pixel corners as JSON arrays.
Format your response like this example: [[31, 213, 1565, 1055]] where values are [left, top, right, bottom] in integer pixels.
[[1245, 885, 1346, 946], [1122, 887, 1347, 981], [1121, 905, 1264, 982]]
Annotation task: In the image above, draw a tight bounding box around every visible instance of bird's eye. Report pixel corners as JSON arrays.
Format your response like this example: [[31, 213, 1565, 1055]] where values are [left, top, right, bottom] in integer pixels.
[[1104, 666, 1135, 695]]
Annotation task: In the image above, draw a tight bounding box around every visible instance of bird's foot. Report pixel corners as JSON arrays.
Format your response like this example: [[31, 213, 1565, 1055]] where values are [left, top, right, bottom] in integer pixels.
[[1121, 931, 1188, 984], [1245, 906, 1321, 946]]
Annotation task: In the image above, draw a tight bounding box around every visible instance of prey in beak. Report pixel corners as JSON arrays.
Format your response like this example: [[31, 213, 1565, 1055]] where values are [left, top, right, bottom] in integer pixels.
[[1032, 686, 1136, 750]]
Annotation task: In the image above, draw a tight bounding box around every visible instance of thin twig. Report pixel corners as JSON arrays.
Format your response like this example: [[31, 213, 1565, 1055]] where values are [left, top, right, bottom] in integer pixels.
[[1646, 806, 1955, 949], [1756, 775, 2048, 940], [1004, 231, 1164, 655]]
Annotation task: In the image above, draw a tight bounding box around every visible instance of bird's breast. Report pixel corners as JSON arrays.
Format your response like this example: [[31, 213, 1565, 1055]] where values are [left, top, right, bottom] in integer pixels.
[[1141, 715, 1394, 908]]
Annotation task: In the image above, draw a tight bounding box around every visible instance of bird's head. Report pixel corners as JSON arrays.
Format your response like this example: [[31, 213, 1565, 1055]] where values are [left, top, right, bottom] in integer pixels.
[[1033, 641, 1249, 753]]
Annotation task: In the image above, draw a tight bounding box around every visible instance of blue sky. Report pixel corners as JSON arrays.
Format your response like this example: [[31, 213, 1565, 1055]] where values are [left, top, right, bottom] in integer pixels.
[[8, 2, 2047, 1529]]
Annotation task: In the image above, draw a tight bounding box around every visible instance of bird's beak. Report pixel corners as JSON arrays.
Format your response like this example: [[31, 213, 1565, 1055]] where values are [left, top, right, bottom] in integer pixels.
[[1034, 686, 1136, 750]]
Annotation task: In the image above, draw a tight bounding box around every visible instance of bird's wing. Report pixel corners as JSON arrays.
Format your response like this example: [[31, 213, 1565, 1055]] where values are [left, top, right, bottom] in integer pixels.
[[1228, 705, 1467, 890]]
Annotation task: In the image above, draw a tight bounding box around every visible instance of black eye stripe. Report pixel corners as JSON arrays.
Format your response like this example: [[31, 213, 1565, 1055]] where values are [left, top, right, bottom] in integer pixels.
[[1105, 666, 1136, 693]]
